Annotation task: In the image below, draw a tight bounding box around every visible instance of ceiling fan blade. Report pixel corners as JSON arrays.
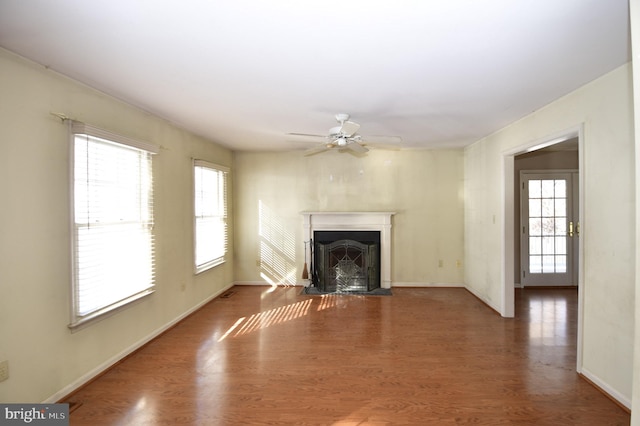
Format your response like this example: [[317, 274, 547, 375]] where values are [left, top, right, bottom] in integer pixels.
[[345, 142, 368, 153], [339, 120, 360, 137], [303, 144, 332, 156], [286, 132, 328, 141]]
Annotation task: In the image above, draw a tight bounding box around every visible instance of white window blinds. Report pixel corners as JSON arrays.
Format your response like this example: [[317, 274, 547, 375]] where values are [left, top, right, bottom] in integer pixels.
[[70, 122, 157, 328], [194, 160, 228, 273]]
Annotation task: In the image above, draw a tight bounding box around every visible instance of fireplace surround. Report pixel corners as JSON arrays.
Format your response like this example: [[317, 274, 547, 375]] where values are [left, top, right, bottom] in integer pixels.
[[301, 212, 395, 289]]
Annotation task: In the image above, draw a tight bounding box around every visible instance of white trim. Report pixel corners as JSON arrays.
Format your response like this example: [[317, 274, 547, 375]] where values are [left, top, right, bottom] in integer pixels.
[[580, 367, 631, 410], [193, 158, 230, 173], [234, 281, 302, 286], [502, 154, 515, 317], [68, 125, 77, 330], [501, 125, 582, 315], [391, 282, 465, 288], [465, 284, 502, 314], [68, 289, 155, 332], [501, 124, 586, 374], [233, 281, 466, 288], [44, 283, 233, 404], [576, 126, 586, 374], [301, 212, 395, 289], [195, 258, 226, 275]]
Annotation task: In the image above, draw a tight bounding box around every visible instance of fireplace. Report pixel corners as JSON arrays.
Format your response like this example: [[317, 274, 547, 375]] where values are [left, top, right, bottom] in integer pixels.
[[301, 212, 395, 289], [313, 231, 380, 293]]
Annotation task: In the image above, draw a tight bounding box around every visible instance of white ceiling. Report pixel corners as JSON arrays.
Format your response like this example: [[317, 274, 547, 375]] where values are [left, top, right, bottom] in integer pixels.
[[0, 0, 630, 152]]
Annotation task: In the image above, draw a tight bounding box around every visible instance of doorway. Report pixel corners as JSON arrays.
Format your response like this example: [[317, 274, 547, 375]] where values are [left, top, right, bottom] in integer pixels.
[[520, 170, 579, 286], [503, 127, 584, 372]]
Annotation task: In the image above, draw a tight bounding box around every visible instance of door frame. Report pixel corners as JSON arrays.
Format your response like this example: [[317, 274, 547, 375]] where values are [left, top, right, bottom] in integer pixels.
[[501, 124, 585, 373], [520, 170, 579, 287]]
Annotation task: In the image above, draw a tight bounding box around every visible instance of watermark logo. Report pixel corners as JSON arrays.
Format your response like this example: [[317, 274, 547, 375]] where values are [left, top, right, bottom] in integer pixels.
[[0, 404, 68, 425]]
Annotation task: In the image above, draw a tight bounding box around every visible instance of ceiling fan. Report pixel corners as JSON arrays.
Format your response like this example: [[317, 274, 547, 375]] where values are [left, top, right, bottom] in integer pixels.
[[287, 113, 400, 156]]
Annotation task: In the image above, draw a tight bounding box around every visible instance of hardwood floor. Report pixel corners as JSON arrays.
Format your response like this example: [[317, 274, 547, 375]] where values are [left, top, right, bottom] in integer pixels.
[[66, 286, 630, 425]]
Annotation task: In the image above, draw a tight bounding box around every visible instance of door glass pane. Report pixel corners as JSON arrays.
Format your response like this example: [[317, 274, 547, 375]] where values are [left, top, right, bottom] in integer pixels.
[[527, 178, 569, 275], [530, 256, 542, 273], [529, 180, 541, 198], [554, 180, 566, 197], [555, 255, 567, 273], [529, 218, 542, 236], [529, 199, 541, 217], [541, 199, 554, 216], [530, 237, 542, 255], [541, 180, 554, 197], [542, 255, 555, 272], [555, 199, 566, 217]]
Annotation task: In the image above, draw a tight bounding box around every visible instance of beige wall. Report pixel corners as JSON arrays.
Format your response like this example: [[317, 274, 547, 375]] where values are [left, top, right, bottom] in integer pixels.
[[465, 63, 634, 407], [0, 49, 234, 402], [233, 149, 465, 287]]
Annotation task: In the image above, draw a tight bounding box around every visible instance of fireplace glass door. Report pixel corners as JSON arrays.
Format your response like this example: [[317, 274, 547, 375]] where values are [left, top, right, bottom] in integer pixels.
[[313, 231, 380, 293]]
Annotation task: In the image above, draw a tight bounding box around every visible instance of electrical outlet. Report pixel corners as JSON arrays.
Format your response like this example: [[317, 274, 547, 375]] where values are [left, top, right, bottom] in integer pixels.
[[0, 360, 9, 382]]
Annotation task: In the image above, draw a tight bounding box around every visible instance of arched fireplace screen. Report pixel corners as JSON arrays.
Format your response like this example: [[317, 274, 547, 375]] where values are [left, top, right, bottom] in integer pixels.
[[313, 231, 380, 293]]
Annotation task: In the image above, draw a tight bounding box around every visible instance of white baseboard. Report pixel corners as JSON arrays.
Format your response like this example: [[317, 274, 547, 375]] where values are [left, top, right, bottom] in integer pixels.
[[235, 281, 466, 288], [44, 283, 234, 404], [580, 367, 631, 410], [392, 282, 465, 288], [464, 284, 502, 314], [234, 281, 303, 286]]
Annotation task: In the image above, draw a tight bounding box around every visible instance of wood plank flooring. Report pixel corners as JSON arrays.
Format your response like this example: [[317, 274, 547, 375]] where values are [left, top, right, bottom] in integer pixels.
[[66, 286, 630, 425]]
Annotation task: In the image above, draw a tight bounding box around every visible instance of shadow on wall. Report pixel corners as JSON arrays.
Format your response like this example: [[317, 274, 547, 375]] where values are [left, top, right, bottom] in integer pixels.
[[258, 200, 297, 285]]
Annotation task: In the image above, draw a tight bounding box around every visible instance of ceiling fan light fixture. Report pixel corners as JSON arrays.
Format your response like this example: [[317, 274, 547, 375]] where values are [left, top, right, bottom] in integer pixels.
[[336, 137, 347, 146]]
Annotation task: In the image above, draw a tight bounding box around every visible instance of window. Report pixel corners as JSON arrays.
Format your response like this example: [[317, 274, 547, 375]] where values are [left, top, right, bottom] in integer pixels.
[[194, 160, 228, 273], [70, 122, 158, 329]]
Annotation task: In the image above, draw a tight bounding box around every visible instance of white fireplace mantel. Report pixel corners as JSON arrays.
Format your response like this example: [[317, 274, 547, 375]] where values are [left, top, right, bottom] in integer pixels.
[[301, 212, 395, 288]]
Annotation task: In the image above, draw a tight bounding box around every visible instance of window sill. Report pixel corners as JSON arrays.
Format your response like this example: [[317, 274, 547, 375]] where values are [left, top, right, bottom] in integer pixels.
[[195, 258, 226, 275], [68, 288, 155, 333]]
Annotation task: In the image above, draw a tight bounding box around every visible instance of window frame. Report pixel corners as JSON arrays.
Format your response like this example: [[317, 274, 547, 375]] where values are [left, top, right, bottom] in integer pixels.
[[193, 159, 229, 274], [69, 121, 158, 330]]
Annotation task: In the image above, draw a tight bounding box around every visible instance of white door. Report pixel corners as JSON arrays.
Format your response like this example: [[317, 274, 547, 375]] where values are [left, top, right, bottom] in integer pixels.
[[520, 171, 579, 286]]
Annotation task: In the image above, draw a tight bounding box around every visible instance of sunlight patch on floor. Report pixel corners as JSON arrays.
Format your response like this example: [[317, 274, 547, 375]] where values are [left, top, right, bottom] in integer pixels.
[[218, 299, 313, 341]]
